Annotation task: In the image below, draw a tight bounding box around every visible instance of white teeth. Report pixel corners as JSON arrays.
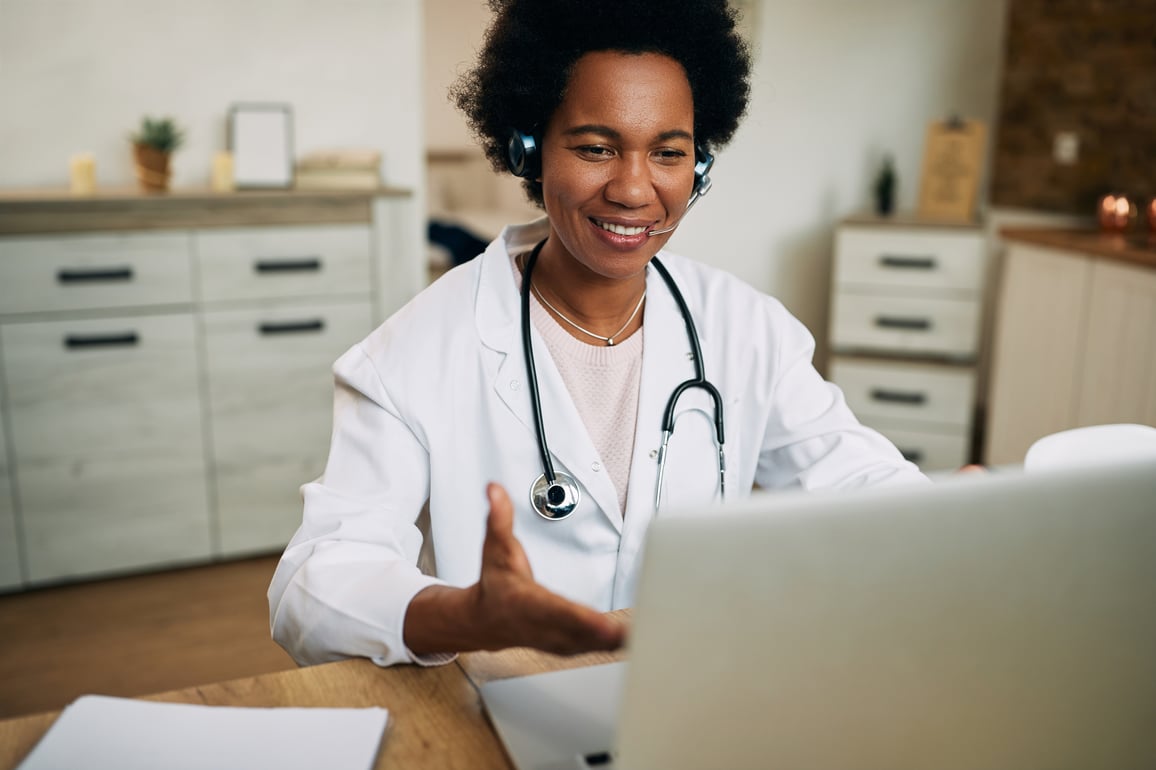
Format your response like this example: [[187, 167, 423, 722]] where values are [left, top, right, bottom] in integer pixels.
[[596, 220, 647, 236]]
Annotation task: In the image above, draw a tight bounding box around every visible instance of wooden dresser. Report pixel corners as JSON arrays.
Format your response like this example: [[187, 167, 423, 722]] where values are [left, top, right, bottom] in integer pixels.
[[0, 188, 414, 590], [984, 228, 1156, 465]]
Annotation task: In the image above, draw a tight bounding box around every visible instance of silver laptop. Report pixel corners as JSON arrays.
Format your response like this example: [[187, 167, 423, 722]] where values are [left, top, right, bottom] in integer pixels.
[[480, 461, 1156, 770]]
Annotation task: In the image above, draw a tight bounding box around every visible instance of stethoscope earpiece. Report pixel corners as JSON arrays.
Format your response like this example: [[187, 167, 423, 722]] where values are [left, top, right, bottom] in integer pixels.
[[530, 472, 581, 520]]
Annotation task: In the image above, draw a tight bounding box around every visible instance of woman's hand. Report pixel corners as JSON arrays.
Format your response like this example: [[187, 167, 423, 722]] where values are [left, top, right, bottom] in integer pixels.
[[403, 483, 626, 657]]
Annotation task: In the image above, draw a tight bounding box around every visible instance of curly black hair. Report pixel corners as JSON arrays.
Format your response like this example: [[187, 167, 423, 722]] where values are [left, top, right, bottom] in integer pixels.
[[451, 0, 752, 206]]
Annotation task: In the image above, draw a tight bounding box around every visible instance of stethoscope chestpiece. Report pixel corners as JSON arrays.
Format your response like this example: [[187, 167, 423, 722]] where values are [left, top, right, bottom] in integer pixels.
[[529, 472, 581, 520]]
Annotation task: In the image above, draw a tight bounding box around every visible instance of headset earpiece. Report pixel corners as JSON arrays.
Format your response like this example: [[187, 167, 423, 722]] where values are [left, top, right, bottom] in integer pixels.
[[507, 129, 540, 179], [693, 145, 715, 199]]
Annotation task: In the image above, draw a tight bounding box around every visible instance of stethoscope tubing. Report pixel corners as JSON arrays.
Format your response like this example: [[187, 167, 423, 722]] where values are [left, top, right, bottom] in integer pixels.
[[521, 239, 726, 519]]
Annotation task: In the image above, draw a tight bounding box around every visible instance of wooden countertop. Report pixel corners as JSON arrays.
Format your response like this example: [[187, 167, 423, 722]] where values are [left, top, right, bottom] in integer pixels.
[[1000, 227, 1156, 271], [0, 187, 412, 235]]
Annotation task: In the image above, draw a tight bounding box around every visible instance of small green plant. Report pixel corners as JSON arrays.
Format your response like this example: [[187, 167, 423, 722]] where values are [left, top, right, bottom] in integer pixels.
[[132, 116, 185, 153]]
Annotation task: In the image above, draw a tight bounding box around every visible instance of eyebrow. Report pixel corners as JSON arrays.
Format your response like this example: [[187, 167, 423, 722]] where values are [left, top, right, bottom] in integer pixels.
[[561, 124, 694, 143]]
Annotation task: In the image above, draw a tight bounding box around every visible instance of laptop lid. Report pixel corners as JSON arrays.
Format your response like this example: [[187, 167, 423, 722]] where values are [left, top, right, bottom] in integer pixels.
[[616, 461, 1156, 770]]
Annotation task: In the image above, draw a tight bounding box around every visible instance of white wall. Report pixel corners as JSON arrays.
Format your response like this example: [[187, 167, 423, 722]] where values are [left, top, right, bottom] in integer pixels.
[[423, 0, 489, 152], [667, 0, 1009, 366], [0, 0, 425, 243]]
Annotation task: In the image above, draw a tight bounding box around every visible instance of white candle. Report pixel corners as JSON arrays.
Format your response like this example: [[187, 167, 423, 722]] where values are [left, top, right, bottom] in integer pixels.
[[212, 151, 235, 192], [70, 153, 96, 195]]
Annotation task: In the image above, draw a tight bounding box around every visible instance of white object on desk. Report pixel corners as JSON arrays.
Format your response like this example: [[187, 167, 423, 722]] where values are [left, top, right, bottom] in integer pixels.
[[17, 695, 388, 770], [1024, 423, 1156, 471]]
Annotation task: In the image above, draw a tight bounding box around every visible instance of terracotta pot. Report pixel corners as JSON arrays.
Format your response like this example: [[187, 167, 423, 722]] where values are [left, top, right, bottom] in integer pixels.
[[133, 143, 172, 192]]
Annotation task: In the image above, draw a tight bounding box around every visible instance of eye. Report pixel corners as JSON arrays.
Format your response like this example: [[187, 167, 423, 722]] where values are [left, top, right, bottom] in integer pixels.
[[654, 148, 688, 164], [576, 145, 615, 160]]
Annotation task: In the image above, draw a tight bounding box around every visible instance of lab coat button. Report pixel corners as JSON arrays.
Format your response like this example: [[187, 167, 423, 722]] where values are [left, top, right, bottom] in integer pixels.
[[591, 461, 602, 472], [649, 449, 658, 459], [509, 379, 520, 391]]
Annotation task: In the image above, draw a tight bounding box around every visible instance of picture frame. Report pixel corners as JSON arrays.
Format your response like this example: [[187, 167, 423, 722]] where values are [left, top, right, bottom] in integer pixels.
[[228, 103, 294, 189]]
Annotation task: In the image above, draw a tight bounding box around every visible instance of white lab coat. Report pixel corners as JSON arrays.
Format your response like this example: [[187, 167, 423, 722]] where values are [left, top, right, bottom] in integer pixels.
[[269, 220, 925, 667]]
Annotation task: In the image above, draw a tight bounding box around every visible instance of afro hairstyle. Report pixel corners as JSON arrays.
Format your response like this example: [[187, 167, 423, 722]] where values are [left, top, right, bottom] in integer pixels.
[[450, 0, 752, 207]]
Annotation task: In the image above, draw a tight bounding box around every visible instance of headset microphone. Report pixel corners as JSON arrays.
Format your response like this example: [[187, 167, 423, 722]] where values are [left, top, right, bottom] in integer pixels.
[[648, 146, 714, 237]]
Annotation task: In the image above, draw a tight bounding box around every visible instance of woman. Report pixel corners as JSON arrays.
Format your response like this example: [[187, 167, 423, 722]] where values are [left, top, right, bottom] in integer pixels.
[[269, 0, 925, 668]]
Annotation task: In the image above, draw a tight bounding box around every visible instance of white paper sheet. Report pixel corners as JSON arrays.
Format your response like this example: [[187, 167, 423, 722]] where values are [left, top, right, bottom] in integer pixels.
[[17, 695, 389, 770]]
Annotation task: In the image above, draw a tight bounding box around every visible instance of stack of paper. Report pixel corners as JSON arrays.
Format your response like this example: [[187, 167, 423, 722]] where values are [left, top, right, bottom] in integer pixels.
[[17, 695, 389, 770]]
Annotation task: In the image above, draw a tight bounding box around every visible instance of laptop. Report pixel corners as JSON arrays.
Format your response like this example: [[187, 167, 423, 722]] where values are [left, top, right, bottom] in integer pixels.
[[480, 461, 1156, 770]]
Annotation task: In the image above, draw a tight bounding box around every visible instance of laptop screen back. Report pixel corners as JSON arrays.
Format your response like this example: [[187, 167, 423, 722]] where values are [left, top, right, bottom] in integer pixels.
[[617, 462, 1156, 770]]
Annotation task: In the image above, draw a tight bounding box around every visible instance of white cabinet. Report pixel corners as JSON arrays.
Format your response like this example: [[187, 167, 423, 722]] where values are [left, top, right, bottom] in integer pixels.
[[828, 216, 987, 472], [985, 239, 1156, 465], [3, 315, 211, 580], [202, 300, 374, 556], [0, 190, 411, 588]]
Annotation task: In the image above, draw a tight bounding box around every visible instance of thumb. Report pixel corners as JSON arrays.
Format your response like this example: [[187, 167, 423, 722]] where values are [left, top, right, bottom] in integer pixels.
[[483, 482, 518, 563]]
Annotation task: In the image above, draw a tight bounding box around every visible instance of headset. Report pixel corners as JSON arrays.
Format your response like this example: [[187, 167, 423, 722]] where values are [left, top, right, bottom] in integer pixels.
[[506, 128, 714, 214]]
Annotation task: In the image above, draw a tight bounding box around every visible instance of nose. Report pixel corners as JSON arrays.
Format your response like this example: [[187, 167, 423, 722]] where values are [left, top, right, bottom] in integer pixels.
[[603, 153, 657, 208]]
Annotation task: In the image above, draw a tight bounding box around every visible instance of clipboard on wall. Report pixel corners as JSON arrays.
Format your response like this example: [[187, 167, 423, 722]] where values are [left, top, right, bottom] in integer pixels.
[[917, 116, 986, 222]]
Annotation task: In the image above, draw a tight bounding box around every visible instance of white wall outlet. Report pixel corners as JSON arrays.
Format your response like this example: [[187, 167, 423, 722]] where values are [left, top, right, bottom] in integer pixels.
[[1053, 131, 1079, 165]]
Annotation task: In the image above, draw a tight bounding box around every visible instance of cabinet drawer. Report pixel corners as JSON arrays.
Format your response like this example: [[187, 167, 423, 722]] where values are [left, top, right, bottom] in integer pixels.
[[1, 314, 205, 458], [860, 420, 971, 472], [202, 300, 373, 554], [195, 225, 372, 303], [834, 226, 985, 293], [830, 357, 975, 428], [0, 233, 192, 315], [830, 292, 980, 357], [2, 314, 211, 582]]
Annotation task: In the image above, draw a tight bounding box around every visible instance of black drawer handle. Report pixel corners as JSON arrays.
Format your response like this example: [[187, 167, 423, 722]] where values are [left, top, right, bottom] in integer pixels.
[[870, 388, 927, 405], [57, 267, 134, 283], [258, 319, 325, 335], [254, 257, 322, 273], [64, 332, 139, 349], [875, 316, 932, 331], [879, 255, 937, 270], [899, 448, 924, 464]]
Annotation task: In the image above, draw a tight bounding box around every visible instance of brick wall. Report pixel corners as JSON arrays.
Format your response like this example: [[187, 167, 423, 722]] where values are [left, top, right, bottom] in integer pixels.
[[991, 0, 1156, 215]]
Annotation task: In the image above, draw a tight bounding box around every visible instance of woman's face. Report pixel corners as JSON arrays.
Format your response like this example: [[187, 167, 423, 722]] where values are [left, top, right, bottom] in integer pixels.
[[538, 50, 697, 282]]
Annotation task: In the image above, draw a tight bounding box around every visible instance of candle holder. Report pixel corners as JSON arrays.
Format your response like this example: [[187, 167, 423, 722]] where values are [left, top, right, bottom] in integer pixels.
[[1097, 193, 1138, 233]]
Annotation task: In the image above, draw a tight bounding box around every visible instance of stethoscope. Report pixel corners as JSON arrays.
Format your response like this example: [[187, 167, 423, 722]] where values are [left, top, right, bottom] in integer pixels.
[[520, 239, 726, 520]]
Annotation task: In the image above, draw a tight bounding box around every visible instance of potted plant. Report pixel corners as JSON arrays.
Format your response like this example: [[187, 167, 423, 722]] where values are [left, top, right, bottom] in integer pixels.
[[131, 116, 184, 193]]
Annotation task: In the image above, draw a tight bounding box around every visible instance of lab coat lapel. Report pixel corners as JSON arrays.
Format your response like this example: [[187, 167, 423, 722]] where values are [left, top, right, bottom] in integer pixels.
[[476, 226, 623, 530]]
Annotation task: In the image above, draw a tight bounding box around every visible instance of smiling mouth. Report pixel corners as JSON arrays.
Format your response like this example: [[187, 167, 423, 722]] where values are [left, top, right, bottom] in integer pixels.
[[592, 218, 649, 236]]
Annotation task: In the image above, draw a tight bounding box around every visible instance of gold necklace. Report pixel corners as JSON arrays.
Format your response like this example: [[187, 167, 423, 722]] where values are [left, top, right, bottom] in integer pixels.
[[531, 282, 646, 346]]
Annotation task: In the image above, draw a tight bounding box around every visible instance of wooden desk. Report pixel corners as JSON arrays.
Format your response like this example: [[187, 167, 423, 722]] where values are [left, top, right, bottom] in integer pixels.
[[0, 643, 626, 770]]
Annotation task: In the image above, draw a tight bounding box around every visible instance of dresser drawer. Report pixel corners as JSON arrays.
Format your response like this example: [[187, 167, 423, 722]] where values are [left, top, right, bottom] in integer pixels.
[[830, 292, 981, 357], [834, 226, 985, 293], [195, 225, 372, 303], [201, 299, 373, 554], [830, 357, 975, 428], [0, 233, 192, 315], [860, 420, 971, 472], [2, 314, 211, 582]]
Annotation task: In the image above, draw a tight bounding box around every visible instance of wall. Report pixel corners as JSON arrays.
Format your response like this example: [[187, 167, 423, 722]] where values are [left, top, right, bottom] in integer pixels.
[[991, 0, 1156, 215], [0, 0, 425, 262], [667, 0, 1009, 364]]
